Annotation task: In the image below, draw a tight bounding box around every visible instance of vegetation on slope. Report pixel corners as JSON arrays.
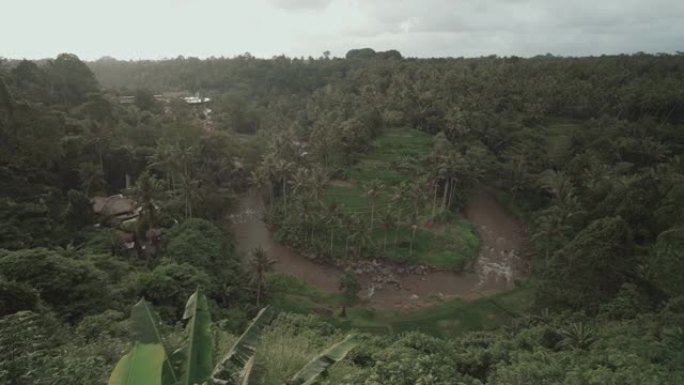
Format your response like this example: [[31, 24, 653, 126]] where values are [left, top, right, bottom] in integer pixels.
[[1, 51, 684, 384]]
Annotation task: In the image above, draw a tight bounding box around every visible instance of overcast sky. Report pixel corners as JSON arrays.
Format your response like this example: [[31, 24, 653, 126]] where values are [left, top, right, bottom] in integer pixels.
[[3, 0, 683, 60]]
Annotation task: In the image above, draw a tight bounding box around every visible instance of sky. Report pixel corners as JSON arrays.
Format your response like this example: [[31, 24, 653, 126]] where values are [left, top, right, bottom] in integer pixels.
[[2, 0, 683, 60]]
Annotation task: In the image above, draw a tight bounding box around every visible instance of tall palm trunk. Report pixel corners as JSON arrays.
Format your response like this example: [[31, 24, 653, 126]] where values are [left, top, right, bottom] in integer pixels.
[[383, 229, 388, 252], [329, 228, 335, 256], [345, 234, 350, 259], [441, 179, 449, 211], [409, 225, 417, 257], [281, 179, 287, 216], [431, 183, 438, 219], [256, 277, 261, 307], [447, 178, 455, 210]]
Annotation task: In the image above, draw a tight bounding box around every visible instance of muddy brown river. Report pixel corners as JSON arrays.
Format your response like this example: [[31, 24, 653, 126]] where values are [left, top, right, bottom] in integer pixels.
[[229, 187, 530, 309]]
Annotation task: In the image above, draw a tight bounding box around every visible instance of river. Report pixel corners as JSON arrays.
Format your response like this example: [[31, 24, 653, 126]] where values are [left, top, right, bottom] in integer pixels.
[[229, 187, 530, 309]]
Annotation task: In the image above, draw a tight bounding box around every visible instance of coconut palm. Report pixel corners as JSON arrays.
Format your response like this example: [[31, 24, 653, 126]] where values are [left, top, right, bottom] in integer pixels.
[[271, 158, 294, 215], [409, 221, 419, 258], [364, 179, 384, 231], [309, 167, 329, 201], [248, 247, 276, 307], [77, 161, 105, 196], [325, 203, 344, 257], [150, 138, 179, 193], [380, 208, 397, 253]]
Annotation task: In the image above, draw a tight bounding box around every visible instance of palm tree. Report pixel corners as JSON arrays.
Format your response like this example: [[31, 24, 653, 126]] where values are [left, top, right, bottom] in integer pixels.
[[364, 179, 384, 231], [309, 167, 329, 201], [248, 247, 276, 307], [326, 203, 343, 257], [390, 182, 409, 224], [289, 167, 311, 198], [271, 158, 294, 215], [380, 209, 396, 253], [341, 212, 356, 259], [559, 322, 596, 350], [409, 221, 418, 258], [129, 170, 163, 241], [390, 183, 410, 248], [150, 138, 179, 193], [408, 180, 425, 221], [248, 166, 273, 205], [77, 161, 105, 196]]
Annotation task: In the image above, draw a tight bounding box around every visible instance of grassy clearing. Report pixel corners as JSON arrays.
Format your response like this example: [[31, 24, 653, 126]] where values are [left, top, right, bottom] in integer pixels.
[[322, 127, 479, 269], [268, 273, 535, 338]]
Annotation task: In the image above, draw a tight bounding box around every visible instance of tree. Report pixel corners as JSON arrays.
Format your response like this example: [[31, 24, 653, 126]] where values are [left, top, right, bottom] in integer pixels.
[[62, 189, 95, 230], [135, 262, 212, 320], [537, 216, 634, 311], [644, 227, 684, 297], [325, 203, 343, 257], [0, 76, 13, 119], [165, 218, 235, 275], [380, 208, 397, 253], [129, 171, 162, 240], [134, 88, 158, 111], [0, 278, 39, 317], [48, 53, 99, 105], [77, 162, 105, 196], [364, 179, 384, 231], [248, 247, 276, 307], [339, 270, 360, 317], [346, 48, 377, 60], [0, 248, 110, 322]]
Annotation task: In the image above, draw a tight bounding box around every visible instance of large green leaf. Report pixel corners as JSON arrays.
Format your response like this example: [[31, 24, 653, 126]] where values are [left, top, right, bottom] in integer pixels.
[[287, 335, 357, 385], [212, 307, 272, 385], [108, 343, 165, 385], [238, 356, 255, 385], [171, 290, 213, 385], [130, 299, 178, 385]]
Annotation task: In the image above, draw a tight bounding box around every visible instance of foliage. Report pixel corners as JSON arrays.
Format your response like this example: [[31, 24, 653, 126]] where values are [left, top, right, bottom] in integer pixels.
[[537, 216, 635, 311], [108, 343, 165, 385], [166, 218, 236, 275], [135, 261, 212, 320], [170, 290, 213, 385], [106, 292, 355, 385], [3, 51, 684, 384], [0, 277, 39, 316], [339, 271, 360, 306], [0, 248, 110, 321]]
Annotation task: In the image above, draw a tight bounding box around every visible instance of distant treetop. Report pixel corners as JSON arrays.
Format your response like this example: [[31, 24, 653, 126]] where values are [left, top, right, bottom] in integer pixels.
[[345, 48, 403, 60]]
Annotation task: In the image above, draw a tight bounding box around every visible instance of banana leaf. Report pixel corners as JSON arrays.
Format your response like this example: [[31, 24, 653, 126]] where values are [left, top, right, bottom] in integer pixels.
[[212, 306, 271, 385], [287, 335, 357, 385], [170, 289, 213, 385], [130, 298, 178, 385], [108, 343, 165, 385]]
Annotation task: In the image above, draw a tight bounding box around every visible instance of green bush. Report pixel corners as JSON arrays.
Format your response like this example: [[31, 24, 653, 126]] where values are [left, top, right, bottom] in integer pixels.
[[0, 248, 110, 321], [0, 277, 39, 316], [135, 261, 212, 320]]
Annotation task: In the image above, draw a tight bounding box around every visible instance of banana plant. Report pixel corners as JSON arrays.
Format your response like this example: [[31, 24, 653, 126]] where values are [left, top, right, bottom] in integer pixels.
[[286, 334, 358, 385], [108, 290, 356, 385]]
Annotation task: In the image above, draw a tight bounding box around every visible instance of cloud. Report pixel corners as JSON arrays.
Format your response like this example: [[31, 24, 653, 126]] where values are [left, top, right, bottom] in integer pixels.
[[268, 0, 333, 11], [1, 0, 683, 59], [339, 0, 684, 56]]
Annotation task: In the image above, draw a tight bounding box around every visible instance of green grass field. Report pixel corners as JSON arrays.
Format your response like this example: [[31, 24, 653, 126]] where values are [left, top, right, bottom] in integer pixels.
[[322, 127, 479, 269], [268, 273, 534, 338]]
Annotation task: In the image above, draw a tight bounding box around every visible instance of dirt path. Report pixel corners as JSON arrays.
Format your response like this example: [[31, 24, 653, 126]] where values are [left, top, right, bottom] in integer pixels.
[[229, 187, 530, 309]]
